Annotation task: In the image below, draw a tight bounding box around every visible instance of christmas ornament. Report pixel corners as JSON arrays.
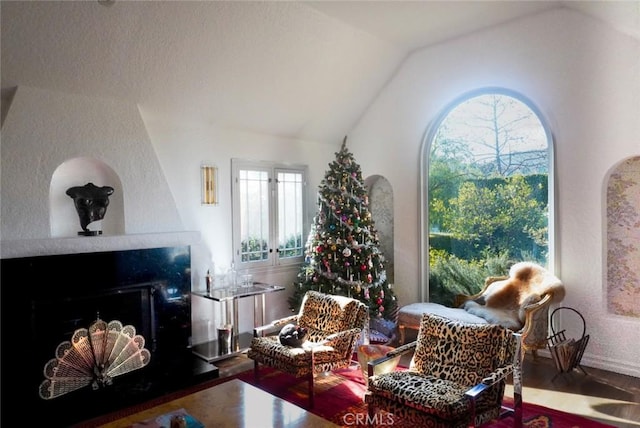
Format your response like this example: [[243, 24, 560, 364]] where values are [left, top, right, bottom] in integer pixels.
[[288, 136, 398, 321]]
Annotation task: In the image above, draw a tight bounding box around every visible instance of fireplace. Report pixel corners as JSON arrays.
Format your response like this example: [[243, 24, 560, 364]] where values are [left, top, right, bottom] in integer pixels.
[[0, 245, 217, 427]]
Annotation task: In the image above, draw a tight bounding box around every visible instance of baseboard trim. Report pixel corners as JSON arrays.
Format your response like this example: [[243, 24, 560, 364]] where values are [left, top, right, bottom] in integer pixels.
[[534, 348, 639, 378]]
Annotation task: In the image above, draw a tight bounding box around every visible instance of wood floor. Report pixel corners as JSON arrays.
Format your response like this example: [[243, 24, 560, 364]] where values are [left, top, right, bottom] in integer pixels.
[[507, 353, 640, 428], [214, 350, 640, 428]]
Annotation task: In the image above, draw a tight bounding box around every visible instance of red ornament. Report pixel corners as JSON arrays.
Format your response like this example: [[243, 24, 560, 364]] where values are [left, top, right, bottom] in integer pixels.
[[316, 245, 324, 253], [360, 264, 367, 271]]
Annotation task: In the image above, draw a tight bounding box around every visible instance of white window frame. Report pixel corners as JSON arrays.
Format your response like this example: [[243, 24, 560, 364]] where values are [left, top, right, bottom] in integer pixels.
[[231, 159, 308, 270]]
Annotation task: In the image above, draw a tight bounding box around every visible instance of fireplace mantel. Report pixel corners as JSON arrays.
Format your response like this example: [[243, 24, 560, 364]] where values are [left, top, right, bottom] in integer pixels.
[[0, 231, 200, 259]]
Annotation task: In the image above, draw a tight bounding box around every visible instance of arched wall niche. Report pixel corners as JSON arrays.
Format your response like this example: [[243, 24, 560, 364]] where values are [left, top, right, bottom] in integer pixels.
[[605, 155, 640, 318], [365, 174, 394, 284], [50, 157, 125, 237]]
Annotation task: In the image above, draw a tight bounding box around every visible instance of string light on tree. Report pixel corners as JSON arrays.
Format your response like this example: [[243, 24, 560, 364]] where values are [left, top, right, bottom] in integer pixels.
[[288, 137, 398, 320]]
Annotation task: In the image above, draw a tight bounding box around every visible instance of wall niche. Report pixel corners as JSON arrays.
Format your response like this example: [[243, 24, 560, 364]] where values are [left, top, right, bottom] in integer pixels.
[[50, 157, 125, 237], [606, 156, 640, 318]]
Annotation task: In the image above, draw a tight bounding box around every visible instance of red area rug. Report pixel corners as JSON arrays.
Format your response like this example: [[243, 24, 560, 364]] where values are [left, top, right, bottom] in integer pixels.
[[237, 365, 617, 428], [79, 363, 617, 428]]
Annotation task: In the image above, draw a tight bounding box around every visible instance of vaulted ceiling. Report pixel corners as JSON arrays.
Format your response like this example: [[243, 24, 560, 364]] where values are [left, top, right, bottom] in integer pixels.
[[2, 1, 638, 144]]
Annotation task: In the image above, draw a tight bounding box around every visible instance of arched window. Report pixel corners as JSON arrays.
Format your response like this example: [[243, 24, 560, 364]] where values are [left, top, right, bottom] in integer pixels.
[[421, 88, 554, 304]]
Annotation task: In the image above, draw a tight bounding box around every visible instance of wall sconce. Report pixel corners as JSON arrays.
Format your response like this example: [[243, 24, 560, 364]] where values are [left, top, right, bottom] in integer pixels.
[[201, 164, 218, 205]]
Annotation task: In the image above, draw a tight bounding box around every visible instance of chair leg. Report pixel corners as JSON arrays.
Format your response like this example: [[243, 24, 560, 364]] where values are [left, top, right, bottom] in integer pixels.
[[513, 389, 523, 428], [308, 372, 314, 408], [367, 401, 375, 423], [513, 333, 524, 428], [469, 397, 477, 428], [254, 360, 260, 383], [398, 325, 405, 345]]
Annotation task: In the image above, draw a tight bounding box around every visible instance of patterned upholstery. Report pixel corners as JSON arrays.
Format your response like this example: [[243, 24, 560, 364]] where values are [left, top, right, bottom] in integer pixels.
[[365, 313, 517, 428], [247, 290, 368, 407]]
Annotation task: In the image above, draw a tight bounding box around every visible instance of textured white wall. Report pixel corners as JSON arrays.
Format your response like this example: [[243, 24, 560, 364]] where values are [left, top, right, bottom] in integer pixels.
[[0, 85, 334, 346], [142, 113, 335, 343], [0, 86, 183, 239], [348, 8, 640, 377]]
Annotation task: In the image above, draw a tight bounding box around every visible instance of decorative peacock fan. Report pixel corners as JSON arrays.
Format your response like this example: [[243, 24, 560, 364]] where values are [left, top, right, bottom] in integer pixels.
[[39, 318, 151, 400]]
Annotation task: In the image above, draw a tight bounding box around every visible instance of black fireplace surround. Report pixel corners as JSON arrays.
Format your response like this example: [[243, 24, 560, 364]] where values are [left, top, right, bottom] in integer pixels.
[[0, 246, 217, 427]]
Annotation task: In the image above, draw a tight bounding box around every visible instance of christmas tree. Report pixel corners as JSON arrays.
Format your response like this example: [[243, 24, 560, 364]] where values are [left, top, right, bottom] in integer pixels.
[[289, 137, 398, 321]]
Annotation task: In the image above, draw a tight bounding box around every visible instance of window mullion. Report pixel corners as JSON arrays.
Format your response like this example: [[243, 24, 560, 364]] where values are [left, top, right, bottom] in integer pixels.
[[267, 171, 275, 265]]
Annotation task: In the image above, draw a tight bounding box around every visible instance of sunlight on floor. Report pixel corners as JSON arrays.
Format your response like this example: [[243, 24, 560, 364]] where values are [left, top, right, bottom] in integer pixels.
[[504, 384, 640, 427]]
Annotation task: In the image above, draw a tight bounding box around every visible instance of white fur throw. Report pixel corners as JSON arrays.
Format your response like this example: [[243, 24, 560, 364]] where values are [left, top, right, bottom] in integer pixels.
[[462, 262, 565, 331]]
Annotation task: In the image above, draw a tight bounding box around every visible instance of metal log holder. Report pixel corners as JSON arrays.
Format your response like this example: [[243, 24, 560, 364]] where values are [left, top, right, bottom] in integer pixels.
[[547, 306, 589, 381]]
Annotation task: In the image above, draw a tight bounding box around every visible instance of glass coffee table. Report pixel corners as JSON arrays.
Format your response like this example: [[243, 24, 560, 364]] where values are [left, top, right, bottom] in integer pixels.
[[99, 378, 335, 428]]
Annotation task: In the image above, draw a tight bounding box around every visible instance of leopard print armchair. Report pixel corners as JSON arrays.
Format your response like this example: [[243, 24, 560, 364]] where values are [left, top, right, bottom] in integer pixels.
[[247, 290, 368, 408], [365, 313, 520, 428]]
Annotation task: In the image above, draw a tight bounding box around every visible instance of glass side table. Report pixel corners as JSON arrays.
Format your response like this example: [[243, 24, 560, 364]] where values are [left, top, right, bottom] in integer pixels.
[[191, 283, 285, 363]]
